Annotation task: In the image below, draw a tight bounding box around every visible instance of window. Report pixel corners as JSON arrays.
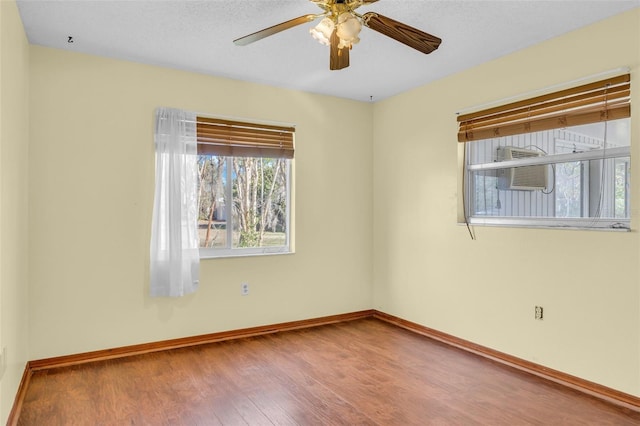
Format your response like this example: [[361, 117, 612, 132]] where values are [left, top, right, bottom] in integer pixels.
[[459, 74, 631, 230], [196, 117, 294, 257]]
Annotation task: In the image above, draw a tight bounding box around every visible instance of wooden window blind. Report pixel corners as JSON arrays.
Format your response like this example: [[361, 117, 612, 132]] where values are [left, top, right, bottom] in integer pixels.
[[457, 74, 631, 143], [197, 116, 295, 159]]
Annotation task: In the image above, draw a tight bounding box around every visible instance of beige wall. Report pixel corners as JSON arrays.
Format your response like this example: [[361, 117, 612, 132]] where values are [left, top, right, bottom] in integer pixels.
[[372, 9, 640, 395], [28, 47, 373, 359], [0, 0, 30, 422]]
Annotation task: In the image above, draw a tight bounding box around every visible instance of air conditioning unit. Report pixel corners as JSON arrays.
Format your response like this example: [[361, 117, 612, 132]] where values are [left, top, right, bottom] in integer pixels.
[[497, 147, 548, 191]]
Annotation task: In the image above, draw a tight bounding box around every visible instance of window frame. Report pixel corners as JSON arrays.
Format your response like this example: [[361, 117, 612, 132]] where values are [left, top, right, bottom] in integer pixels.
[[459, 73, 631, 232], [196, 116, 295, 258], [464, 143, 631, 230]]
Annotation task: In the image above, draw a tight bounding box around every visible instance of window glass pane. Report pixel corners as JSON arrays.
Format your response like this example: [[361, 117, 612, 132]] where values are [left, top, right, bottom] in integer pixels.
[[470, 168, 551, 217], [466, 118, 630, 228], [231, 157, 288, 248], [197, 156, 228, 248], [614, 159, 630, 219], [469, 157, 630, 220], [555, 162, 583, 218], [199, 155, 289, 253], [471, 172, 499, 216], [568, 119, 630, 148]]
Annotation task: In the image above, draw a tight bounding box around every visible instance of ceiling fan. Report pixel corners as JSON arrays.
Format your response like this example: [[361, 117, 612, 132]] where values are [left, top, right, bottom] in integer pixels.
[[233, 0, 442, 70]]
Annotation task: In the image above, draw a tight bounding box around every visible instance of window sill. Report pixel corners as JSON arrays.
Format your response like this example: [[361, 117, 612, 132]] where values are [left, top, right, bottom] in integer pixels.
[[199, 248, 294, 260], [460, 217, 630, 232]]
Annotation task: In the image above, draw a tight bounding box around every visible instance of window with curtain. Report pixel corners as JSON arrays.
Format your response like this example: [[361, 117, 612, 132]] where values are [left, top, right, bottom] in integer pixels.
[[459, 74, 631, 230], [196, 117, 294, 257]]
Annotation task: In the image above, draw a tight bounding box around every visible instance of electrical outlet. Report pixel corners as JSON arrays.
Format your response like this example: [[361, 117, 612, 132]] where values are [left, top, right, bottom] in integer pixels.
[[241, 282, 249, 296], [535, 306, 544, 320]]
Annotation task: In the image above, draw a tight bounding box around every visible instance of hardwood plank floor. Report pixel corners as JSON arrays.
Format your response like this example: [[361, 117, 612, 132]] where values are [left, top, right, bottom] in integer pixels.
[[18, 318, 640, 425]]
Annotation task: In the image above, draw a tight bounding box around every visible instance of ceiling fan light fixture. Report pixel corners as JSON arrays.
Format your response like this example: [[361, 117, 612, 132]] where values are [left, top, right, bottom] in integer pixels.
[[310, 17, 335, 45], [336, 12, 361, 41], [338, 36, 359, 49], [234, 0, 442, 71]]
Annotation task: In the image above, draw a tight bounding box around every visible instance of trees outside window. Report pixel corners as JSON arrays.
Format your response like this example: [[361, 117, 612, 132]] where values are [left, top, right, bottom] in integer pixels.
[[198, 155, 291, 257]]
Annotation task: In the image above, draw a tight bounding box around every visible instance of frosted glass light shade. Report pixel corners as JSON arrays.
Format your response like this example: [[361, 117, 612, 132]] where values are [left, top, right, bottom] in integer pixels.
[[310, 17, 335, 46], [338, 36, 360, 49], [336, 13, 361, 39]]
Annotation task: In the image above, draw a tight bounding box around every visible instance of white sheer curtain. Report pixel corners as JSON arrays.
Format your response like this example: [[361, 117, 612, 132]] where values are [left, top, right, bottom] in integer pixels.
[[150, 108, 200, 297]]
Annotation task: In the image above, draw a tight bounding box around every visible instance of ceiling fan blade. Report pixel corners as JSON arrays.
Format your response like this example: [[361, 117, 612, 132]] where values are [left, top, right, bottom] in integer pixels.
[[311, 0, 378, 6], [234, 14, 318, 46], [329, 29, 350, 70], [362, 12, 441, 54]]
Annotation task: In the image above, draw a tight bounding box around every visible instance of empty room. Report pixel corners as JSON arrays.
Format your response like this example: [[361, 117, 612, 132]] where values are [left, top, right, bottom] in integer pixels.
[[2, 0, 640, 424]]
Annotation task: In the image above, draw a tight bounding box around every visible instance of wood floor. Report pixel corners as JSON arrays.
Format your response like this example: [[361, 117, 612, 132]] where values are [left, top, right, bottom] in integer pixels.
[[18, 318, 640, 425]]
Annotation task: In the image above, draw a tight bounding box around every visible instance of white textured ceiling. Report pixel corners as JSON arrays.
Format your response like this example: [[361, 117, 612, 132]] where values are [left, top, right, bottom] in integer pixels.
[[16, 0, 640, 101]]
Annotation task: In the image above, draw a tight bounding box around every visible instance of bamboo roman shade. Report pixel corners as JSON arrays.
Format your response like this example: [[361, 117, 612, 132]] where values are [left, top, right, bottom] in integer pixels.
[[197, 116, 295, 158], [457, 74, 631, 143]]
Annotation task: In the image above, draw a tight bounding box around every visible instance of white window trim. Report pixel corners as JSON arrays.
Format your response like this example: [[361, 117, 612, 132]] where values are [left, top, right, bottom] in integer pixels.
[[466, 216, 630, 231], [200, 245, 293, 259], [466, 146, 629, 172]]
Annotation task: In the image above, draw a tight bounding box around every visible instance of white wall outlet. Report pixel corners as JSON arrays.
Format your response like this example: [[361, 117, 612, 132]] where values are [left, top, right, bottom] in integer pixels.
[[241, 282, 249, 296]]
